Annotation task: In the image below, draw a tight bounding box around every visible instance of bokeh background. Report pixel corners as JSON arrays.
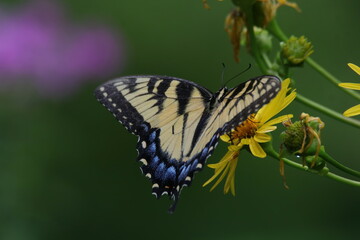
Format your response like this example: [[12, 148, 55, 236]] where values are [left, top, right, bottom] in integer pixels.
[[1, 0, 359, 239]]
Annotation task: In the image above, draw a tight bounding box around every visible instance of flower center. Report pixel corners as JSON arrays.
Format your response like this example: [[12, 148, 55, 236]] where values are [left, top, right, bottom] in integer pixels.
[[231, 114, 258, 141]]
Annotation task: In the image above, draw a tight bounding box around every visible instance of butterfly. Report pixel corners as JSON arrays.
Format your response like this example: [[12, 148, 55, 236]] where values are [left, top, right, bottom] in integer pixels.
[[94, 75, 281, 212]]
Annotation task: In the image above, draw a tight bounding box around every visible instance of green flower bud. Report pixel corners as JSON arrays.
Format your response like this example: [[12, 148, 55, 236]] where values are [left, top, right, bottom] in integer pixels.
[[281, 36, 314, 65], [280, 121, 305, 153], [280, 113, 325, 169], [254, 27, 272, 52]]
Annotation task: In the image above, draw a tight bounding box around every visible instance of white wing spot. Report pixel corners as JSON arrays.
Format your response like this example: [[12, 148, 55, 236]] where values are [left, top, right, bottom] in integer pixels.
[[142, 141, 147, 148], [145, 173, 152, 178], [152, 183, 159, 188], [271, 81, 277, 87], [262, 98, 267, 103], [103, 92, 108, 97], [185, 176, 191, 181], [118, 109, 122, 113], [108, 98, 113, 102], [196, 163, 203, 169], [99, 87, 105, 91], [161, 191, 168, 196], [139, 158, 148, 166], [269, 92, 274, 98], [176, 185, 180, 191], [112, 103, 117, 107], [275, 87, 280, 92]]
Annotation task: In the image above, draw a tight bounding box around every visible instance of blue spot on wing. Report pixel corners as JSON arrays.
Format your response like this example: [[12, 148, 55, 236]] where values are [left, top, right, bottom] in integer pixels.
[[164, 166, 176, 184], [191, 159, 199, 171], [178, 165, 190, 182], [146, 142, 156, 157], [155, 163, 166, 179], [200, 147, 209, 160], [150, 155, 160, 169], [148, 131, 157, 142]]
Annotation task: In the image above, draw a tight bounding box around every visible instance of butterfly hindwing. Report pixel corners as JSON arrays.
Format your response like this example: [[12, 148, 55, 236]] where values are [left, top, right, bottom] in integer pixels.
[[95, 75, 281, 212]]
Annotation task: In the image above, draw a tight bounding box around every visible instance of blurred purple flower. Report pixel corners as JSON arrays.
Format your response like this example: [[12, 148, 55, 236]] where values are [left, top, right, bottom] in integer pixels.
[[0, 1, 124, 96]]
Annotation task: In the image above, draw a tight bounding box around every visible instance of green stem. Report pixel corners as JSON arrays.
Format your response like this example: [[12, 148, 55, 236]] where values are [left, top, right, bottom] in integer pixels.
[[243, 7, 270, 74], [296, 93, 360, 128], [306, 58, 360, 101], [325, 172, 360, 187], [265, 144, 360, 187], [267, 19, 360, 101], [319, 150, 360, 178], [266, 19, 287, 42]]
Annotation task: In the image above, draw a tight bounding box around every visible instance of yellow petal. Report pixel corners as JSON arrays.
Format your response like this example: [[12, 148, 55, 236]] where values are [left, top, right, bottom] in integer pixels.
[[207, 162, 224, 170], [348, 63, 360, 75], [203, 149, 239, 189], [249, 138, 266, 158], [209, 165, 230, 192], [220, 134, 231, 143], [228, 144, 242, 152], [261, 114, 293, 130], [254, 132, 271, 143], [343, 104, 360, 117], [256, 125, 277, 133], [224, 157, 238, 196], [256, 78, 294, 124], [338, 83, 360, 90], [241, 138, 251, 145], [281, 91, 297, 110], [203, 161, 228, 187]]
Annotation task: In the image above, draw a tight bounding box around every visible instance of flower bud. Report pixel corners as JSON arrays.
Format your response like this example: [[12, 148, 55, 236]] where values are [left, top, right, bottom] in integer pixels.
[[281, 113, 325, 168], [281, 36, 314, 65], [254, 27, 272, 53], [280, 120, 304, 153]]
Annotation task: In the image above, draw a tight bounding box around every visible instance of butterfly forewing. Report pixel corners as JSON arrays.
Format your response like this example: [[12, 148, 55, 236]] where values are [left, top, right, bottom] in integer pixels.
[[220, 75, 281, 133], [95, 75, 281, 211]]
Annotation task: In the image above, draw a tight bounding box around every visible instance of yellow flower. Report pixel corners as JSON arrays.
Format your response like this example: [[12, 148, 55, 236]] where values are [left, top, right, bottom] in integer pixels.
[[203, 78, 296, 195], [338, 63, 360, 117]]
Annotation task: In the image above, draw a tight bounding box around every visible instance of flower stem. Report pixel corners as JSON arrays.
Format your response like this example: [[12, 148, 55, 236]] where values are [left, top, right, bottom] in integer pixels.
[[267, 19, 360, 101], [243, 6, 270, 74], [265, 144, 360, 187], [296, 93, 360, 129], [319, 149, 360, 178], [306, 58, 360, 101], [325, 172, 360, 187]]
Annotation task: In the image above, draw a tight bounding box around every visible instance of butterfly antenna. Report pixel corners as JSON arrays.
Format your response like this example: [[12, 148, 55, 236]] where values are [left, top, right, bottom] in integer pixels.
[[221, 62, 226, 87], [223, 63, 252, 87]]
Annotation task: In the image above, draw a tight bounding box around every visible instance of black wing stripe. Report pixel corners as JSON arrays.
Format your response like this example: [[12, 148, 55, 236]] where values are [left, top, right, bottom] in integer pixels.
[[176, 81, 193, 115]]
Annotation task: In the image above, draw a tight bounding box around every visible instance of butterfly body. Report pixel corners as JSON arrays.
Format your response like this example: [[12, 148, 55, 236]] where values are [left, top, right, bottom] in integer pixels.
[[95, 75, 281, 212]]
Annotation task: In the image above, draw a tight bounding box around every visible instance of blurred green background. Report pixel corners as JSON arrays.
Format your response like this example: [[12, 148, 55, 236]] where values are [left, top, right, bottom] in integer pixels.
[[0, 0, 359, 239]]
